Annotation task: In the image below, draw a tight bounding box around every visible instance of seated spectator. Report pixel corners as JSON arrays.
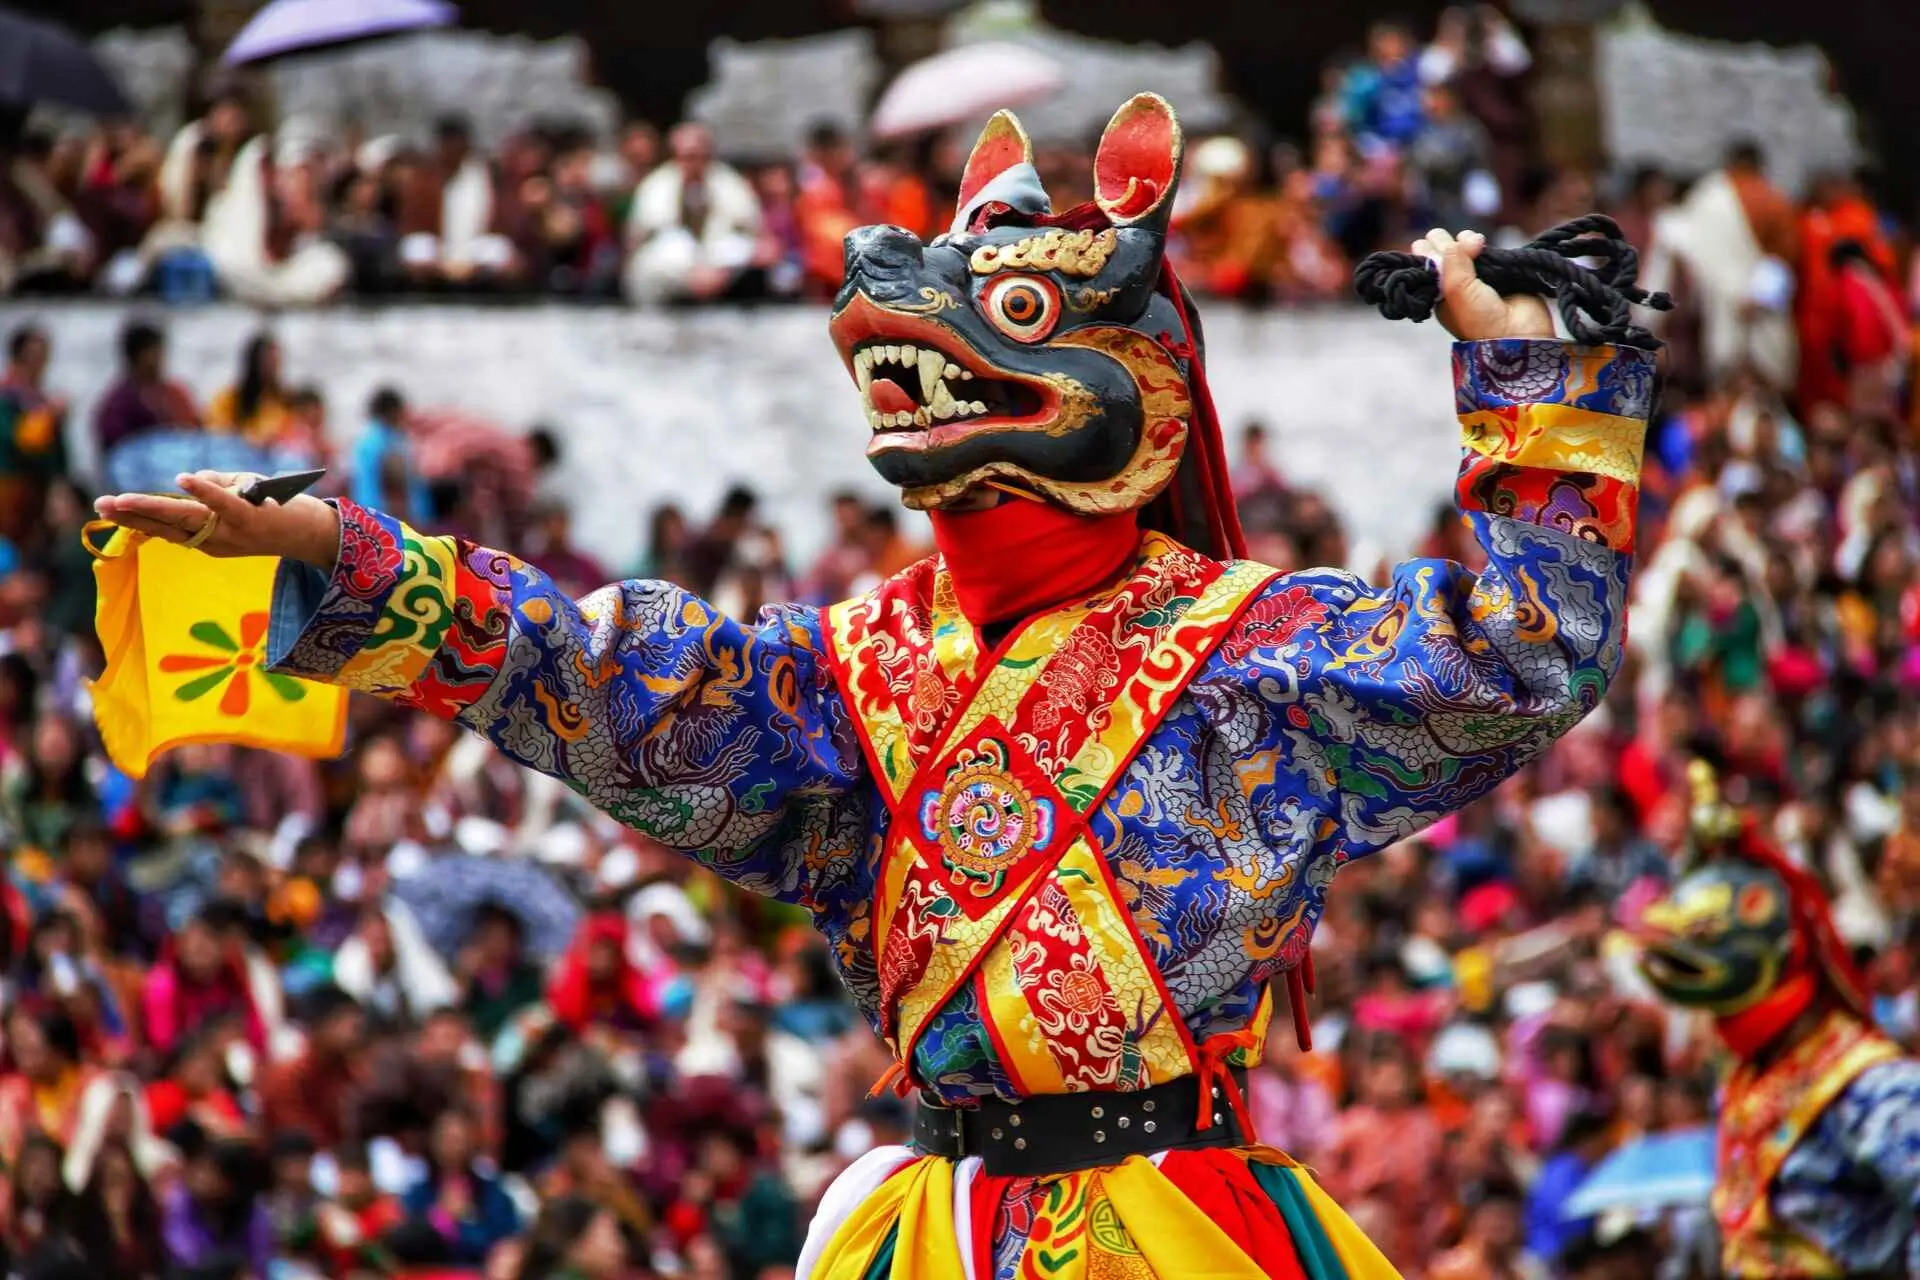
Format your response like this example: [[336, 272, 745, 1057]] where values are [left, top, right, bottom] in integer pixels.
[[75, 123, 162, 285], [458, 904, 545, 1043], [35, 479, 100, 643], [0, 1010, 98, 1161], [794, 121, 864, 296], [5, 1133, 77, 1262], [1342, 20, 1425, 148], [752, 163, 806, 298], [257, 987, 367, 1149], [401, 1106, 520, 1266], [1428, 1176, 1533, 1280], [58, 823, 151, 964], [516, 135, 618, 296], [399, 116, 518, 287], [205, 331, 290, 445], [623, 122, 765, 305], [1, 709, 98, 857], [264, 1131, 320, 1265], [333, 903, 458, 1030], [143, 1026, 246, 1140], [0, 132, 94, 296], [91, 319, 200, 460], [660, 1128, 799, 1278], [1407, 80, 1497, 231], [61, 1071, 172, 1197], [70, 1137, 164, 1278], [13, 911, 128, 1063], [548, 914, 652, 1038], [0, 324, 69, 548], [1172, 136, 1278, 299], [538, 1121, 652, 1240], [140, 911, 264, 1061], [313, 1142, 405, 1274], [160, 1133, 272, 1278], [515, 1196, 631, 1280]]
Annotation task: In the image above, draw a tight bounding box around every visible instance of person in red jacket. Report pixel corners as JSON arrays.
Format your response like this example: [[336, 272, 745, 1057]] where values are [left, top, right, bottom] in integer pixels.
[[547, 914, 653, 1037]]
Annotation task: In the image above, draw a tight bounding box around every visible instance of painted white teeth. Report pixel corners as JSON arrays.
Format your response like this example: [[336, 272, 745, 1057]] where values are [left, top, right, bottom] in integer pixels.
[[960, 370, 974, 380], [929, 380, 956, 416], [912, 407, 930, 427], [943, 363, 961, 381], [969, 400, 987, 414], [918, 349, 945, 402]]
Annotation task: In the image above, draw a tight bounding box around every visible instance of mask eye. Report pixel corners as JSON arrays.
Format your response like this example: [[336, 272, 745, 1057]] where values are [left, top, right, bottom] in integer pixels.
[[983, 276, 1060, 343]]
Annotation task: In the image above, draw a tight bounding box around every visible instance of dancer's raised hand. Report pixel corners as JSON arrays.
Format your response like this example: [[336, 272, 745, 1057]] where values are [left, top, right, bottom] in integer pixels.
[[93, 471, 340, 569], [1414, 227, 1556, 342]]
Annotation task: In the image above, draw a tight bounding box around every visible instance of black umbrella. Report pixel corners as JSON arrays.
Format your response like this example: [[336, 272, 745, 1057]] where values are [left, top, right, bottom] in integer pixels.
[[0, 7, 132, 117]]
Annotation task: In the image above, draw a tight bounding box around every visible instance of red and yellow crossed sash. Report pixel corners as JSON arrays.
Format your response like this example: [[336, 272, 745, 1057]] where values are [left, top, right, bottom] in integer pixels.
[[1714, 1010, 1902, 1278], [823, 532, 1277, 1090]]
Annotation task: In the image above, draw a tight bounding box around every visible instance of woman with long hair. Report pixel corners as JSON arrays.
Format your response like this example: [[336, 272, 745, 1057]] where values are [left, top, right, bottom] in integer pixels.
[[0, 710, 97, 856], [515, 1196, 630, 1280], [205, 331, 288, 444], [72, 1139, 162, 1279], [159, 1135, 270, 1277], [5, 1134, 76, 1262]]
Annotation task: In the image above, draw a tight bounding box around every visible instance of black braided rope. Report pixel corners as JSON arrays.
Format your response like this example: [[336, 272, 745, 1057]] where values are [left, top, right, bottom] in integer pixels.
[[1352, 214, 1674, 350]]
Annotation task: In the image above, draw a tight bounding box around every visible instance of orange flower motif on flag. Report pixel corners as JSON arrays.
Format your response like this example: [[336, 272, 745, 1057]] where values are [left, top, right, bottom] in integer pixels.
[[156, 612, 307, 718]]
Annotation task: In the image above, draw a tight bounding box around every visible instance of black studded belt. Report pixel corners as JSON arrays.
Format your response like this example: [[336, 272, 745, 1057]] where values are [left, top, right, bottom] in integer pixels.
[[910, 1067, 1250, 1176]]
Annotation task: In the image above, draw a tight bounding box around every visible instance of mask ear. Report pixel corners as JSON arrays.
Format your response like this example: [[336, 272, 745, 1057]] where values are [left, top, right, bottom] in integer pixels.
[[956, 110, 1035, 220], [1093, 93, 1183, 230]]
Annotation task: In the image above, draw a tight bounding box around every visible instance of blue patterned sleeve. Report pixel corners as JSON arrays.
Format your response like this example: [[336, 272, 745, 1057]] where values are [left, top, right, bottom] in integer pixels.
[[1239, 340, 1653, 860], [1838, 1060, 1920, 1272], [266, 499, 867, 904]]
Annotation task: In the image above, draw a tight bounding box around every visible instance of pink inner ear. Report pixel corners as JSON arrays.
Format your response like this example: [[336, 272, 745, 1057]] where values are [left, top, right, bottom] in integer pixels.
[[957, 118, 1030, 217], [1095, 99, 1176, 221]]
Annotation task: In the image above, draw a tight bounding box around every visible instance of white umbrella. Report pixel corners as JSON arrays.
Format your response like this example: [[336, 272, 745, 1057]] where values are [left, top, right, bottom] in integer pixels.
[[869, 41, 1064, 140], [223, 0, 457, 66]]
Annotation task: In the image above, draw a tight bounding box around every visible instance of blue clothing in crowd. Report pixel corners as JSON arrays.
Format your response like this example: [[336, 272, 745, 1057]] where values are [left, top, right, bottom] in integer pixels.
[[351, 417, 433, 524]]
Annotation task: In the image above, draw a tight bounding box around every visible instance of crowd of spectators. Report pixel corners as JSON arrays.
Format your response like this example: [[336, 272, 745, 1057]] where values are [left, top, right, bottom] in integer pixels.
[[0, 7, 1915, 1280], [7, 6, 1562, 311]]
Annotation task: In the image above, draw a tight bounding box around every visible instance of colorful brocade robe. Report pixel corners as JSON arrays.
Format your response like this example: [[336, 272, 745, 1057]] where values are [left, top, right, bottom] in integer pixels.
[[266, 338, 1652, 1275], [1714, 1011, 1920, 1277]]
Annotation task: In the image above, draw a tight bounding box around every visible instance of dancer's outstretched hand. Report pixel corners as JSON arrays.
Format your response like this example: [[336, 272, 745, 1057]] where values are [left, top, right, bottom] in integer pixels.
[[94, 471, 341, 570], [1414, 227, 1556, 342]]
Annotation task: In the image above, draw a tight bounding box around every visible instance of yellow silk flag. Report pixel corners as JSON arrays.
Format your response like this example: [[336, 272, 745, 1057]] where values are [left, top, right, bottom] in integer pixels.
[[87, 526, 346, 778]]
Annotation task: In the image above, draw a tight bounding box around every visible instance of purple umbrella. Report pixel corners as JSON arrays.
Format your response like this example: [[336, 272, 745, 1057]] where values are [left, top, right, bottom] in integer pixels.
[[223, 0, 458, 66], [0, 7, 131, 116]]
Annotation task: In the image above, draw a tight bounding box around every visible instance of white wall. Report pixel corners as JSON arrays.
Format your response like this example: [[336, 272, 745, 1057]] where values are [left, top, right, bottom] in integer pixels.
[[1, 302, 1461, 573]]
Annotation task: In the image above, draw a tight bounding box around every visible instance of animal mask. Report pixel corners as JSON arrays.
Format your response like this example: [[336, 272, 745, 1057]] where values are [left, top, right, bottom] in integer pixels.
[[828, 95, 1199, 520], [1636, 858, 1795, 1013], [1635, 763, 1867, 1018]]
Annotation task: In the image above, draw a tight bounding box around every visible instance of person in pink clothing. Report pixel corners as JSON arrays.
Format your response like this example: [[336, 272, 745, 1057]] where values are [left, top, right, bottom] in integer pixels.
[[140, 909, 263, 1058]]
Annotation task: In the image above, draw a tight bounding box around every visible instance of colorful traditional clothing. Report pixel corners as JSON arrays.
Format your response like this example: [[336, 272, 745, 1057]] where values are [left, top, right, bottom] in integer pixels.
[[1639, 765, 1920, 1276], [248, 96, 1651, 1276]]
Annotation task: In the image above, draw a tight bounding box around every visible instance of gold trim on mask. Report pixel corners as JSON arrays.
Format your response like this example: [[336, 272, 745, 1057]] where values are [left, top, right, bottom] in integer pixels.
[[970, 229, 1119, 280], [895, 287, 963, 315], [899, 326, 1191, 517]]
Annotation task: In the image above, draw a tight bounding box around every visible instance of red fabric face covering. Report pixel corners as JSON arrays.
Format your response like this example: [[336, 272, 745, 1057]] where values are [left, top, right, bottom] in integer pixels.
[[1716, 969, 1818, 1060], [929, 496, 1141, 628]]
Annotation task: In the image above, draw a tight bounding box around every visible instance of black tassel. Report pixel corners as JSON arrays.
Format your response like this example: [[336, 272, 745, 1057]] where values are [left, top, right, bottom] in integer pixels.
[[1352, 214, 1673, 351]]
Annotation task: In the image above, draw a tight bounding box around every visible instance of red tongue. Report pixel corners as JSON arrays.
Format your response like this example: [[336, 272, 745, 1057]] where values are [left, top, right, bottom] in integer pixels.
[[869, 380, 917, 416]]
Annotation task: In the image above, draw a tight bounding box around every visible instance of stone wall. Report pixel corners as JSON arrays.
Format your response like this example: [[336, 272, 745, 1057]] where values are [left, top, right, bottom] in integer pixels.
[[2, 302, 1462, 572]]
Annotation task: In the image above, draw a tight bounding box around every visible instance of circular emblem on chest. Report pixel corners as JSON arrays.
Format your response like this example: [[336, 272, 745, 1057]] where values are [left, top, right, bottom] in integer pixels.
[[914, 738, 1061, 897], [937, 763, 1040, 872]]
